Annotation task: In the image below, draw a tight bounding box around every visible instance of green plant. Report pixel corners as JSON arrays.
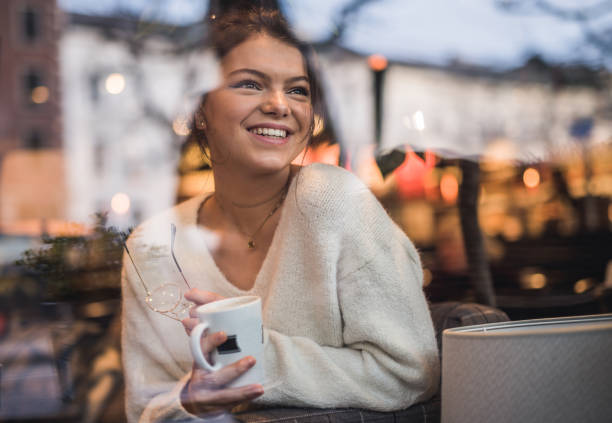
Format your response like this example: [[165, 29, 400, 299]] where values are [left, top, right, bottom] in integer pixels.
[[14, 213, 130, 301]]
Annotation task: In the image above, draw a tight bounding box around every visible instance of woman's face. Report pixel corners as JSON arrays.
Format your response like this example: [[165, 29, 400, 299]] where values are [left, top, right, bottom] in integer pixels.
[[200, 34, 313, 175]]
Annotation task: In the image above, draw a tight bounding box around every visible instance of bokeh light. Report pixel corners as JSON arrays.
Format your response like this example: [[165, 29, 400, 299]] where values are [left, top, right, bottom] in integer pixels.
[[519, 270, 547, 290], [105, 73, 125, 94], [313, 114, 325, 137], [440, 172, 459, 204], [111, 192, 130, 214], [423, 268, 432, 287], [502, 216, 523, 241], [31, 86, 49, 104], [574, 278, 594, 294], [523, 167, 540, 189], [413, 110, 426, 131], [367, 54, 388, 71], [172, 116, 191, 136]]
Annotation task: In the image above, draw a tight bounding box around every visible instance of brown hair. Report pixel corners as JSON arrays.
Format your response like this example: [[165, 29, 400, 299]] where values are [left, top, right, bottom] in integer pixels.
[[188, 6, 326, 154]]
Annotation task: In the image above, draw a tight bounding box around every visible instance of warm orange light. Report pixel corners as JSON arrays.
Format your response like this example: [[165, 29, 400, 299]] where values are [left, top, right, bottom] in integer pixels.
[[313, 114, 325, 137], [574, 278, 593, 294], [529, 273, 547, 289], [424, 169, 440, 200], [520, 271, 547, 289], [502, 216, 523, 241], [111, 192, 130, 214], [31, 86, 49, 104], [368, 54, 388, 71], [292, 143, 340, 166], [440, 172, 459, 204], [394, 150, 436, 199], [523, 167, 540, 189]]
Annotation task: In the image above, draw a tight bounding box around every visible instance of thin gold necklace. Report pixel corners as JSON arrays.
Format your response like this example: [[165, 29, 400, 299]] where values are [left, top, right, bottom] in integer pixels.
[[215, 178, 290, 250]]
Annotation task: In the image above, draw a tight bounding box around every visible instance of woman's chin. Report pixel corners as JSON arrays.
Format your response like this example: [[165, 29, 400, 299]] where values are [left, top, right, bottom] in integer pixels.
[[245, 154, 299, 174]]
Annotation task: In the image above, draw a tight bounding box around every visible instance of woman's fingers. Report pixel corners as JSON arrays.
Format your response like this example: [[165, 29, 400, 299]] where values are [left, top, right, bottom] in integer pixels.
[[195, 356, 257, 388], [200, 331, 227, 356], [216, 356, 258, 387], [182, 317, 199, 335], [185, 289, 224, 305], [183, 378, 263, 416], [185, 290, 225, 323], [192, 384, 264, 406]]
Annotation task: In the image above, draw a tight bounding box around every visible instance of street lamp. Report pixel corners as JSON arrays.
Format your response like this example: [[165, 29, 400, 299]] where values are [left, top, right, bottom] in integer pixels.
[[368, 54, 388, 146]]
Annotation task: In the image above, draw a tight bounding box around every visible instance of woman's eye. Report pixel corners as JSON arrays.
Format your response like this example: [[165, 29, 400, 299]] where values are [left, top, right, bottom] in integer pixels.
[[288, 86, 309, 96], [233, 80, 261, 90]]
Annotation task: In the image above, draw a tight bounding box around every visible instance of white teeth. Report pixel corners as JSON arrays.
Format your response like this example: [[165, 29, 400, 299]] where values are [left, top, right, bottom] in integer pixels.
[[250, 127, 287, 138]]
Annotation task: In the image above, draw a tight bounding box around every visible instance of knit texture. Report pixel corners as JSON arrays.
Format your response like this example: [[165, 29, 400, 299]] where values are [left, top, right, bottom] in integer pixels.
[[121, 163, 440, 423]]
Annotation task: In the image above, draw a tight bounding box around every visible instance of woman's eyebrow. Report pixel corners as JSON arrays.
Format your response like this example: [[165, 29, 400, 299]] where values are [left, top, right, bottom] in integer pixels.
[[228, 68, 267, 80], [228, 68, 309, 84], [286, 76, 309, 84]]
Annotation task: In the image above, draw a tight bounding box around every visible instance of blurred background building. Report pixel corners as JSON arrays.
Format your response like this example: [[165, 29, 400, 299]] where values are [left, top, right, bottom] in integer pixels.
[[0, 0, 610, 300], [0, 0, 63, 152], [0, 0, 65, 238], [0, 0, 610, 298]]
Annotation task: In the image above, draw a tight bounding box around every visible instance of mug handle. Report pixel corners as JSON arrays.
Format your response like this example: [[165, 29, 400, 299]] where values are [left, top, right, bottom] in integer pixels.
[[190, 322, 223, 372]]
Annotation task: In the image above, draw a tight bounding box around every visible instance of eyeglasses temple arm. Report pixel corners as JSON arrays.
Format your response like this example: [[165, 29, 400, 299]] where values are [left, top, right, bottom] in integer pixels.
[[171, 223, 192, 289], [121, 239, 151, 295]]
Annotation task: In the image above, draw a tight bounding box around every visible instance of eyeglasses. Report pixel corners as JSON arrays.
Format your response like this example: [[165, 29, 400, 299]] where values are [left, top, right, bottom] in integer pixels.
[[122, 224, 194, 321]]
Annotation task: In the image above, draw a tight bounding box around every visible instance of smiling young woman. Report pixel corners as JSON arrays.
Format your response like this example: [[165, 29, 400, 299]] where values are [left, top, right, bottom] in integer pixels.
[[121, 7, 439, 423], [190, 33, 312, 292], [198, 34, 312, 176]]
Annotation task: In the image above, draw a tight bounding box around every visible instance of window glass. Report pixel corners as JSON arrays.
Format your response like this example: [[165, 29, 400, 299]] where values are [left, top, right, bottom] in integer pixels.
[[1, 1, 611, 422], [25, 129, 44, 149], [22, 7, 40, 42], [22, 68, 45, 106]]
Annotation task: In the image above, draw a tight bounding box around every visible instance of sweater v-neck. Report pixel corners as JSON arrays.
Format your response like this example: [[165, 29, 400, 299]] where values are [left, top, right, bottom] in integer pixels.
[[193, 178, 295, 295]]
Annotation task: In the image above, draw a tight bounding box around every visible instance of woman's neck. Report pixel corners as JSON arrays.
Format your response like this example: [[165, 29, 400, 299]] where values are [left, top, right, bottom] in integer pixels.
[[214, 167, 291, 205], [209, 166, 294, 232]]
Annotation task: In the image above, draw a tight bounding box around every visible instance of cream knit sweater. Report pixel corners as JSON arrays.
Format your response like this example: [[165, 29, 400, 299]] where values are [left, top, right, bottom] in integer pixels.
[[121, 163, 440, 423]]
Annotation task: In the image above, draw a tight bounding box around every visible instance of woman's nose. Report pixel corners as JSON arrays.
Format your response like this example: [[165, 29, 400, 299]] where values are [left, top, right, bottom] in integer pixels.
[[261, 91, 289, 117]]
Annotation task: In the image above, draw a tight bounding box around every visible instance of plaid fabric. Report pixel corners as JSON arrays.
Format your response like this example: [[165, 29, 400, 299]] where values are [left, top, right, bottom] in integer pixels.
[[429, 301, 510, 351], [235, 397, 440, 423]]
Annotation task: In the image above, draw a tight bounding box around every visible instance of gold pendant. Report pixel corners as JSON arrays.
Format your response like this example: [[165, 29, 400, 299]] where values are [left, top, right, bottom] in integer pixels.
[[247, 240, 255, 249]]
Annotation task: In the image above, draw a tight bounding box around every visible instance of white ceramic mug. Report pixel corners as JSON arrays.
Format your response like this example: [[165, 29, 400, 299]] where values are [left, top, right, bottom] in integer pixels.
[[189, 296, 265, 387]]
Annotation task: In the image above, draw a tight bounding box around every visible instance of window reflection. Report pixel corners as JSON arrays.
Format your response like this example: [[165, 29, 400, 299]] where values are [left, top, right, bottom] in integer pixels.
[[0, 0, 611, 421]]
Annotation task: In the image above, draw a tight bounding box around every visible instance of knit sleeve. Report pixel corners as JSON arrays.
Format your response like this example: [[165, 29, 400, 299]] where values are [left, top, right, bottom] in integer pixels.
[[121, 253, 197, 423], [257, 184, 440, 411]]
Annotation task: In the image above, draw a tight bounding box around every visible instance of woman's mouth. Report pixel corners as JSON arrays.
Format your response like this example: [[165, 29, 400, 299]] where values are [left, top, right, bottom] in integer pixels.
[[248, 126, 290, 145]]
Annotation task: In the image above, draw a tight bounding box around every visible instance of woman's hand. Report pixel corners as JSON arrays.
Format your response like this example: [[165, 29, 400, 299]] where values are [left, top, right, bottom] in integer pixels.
[[181, 289, 264, 417], [184, 288, 225, 306], [181, 288, 224, 347]]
